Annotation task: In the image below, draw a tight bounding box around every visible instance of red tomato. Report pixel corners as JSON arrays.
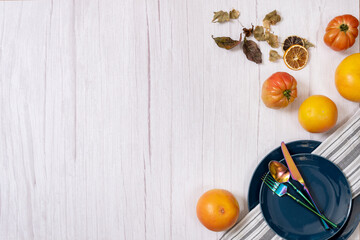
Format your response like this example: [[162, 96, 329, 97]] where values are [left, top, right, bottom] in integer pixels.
[[324, 14, 359, 51], [261, 72, 297, 109]]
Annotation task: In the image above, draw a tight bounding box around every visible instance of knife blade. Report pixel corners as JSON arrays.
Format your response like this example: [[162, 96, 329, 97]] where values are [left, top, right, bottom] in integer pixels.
[[281, 142, 305, 185], [281, 141, 330, 230]]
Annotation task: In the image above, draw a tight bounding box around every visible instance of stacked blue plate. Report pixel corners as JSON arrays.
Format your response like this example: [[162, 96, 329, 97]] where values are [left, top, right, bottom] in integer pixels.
[[247, 140, 360, 240]]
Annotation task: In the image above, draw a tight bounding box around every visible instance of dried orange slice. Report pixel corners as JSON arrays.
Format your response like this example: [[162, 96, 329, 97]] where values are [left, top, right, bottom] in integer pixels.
[[283, 36, 304, 51], [283, 45, 309, 71]]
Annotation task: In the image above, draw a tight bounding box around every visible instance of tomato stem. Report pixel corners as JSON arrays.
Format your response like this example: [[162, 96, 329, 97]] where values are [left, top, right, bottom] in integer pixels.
[[283, 89, 292, 101], [340, 24, 349, 32]]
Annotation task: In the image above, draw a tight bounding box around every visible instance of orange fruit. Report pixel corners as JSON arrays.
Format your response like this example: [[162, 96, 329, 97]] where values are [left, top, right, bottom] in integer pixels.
[[196, 189, 239, 232], [283, 45, 309, 71], [298, 95, 338, 133], [335, 53, 360, 102]]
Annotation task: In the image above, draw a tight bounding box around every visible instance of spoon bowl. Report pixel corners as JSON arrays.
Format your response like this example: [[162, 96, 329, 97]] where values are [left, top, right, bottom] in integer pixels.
[[269, 160, 290, 183]]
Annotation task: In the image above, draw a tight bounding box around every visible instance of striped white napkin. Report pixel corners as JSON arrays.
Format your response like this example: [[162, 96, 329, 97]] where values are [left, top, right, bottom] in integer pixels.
[[221, 108, 360, 240]]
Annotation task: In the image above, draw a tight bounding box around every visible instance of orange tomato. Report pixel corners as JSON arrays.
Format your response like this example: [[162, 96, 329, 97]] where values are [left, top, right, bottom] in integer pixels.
[[324, 14, 359, 51], [298, 95, 338, 133], [261, 72, 297, 109], [196, 189, 239, 232], [335, 53, 360, 102]]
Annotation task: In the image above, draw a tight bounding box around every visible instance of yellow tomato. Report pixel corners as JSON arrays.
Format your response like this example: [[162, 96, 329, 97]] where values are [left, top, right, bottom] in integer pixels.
[[335, 53, 360, 102], [298, 95, 338, 133]]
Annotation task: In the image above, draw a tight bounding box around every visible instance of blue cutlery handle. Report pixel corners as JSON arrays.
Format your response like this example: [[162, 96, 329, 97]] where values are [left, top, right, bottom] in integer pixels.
[[288, 182, 315, 209], [303, 186, 330, 230], [286, 193, 338, 229]]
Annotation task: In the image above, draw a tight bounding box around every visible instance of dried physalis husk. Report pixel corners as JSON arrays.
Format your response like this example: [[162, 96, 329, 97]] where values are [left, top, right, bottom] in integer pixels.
[[212, 11, 230, 23], [267, 33, 279, 48], [263, 10, 281, 29], [229, 9, 240, 19], [254, 26, 266, 41], [303, 38, 315, 49], [243, 39, 262, 64], [212, 34, 242, 50], [254, 26, 278, 48], [269, 50, 282, 62], [212, 9, 240, 23], [264, 31, 270, 41]]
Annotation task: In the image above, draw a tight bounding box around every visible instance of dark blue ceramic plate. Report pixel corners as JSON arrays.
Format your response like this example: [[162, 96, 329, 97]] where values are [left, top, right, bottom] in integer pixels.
[[259, 154, 352, 240], [336, 196, 360, 240], [247, 140, 360, 240]]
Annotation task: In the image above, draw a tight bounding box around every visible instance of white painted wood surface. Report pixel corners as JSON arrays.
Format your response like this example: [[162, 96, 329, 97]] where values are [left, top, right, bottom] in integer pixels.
[[0, 0, 359, 239]]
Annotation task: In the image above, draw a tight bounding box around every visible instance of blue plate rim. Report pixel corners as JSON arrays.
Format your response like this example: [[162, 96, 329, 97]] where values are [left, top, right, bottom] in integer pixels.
[[259, 153, 353, 240]]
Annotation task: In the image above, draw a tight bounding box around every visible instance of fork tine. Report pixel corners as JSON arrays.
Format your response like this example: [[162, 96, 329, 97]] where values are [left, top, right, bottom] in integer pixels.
[[262, 175, 273, 184], [261, 173, 272, 181], [262, 173, 280, 189], [262, 174, 275, 184], [263, 178, 277, 190], [263, 180, 276, 192], [264, 173, 276, 182], [262, 176, 277, 191], [265, 175, 280, 186]]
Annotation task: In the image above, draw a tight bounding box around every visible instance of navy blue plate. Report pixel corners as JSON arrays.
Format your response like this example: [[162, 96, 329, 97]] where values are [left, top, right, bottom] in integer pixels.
[[259, 154, 352, 240], [335, 196, 360, 240], [247, 140, 360, 240]]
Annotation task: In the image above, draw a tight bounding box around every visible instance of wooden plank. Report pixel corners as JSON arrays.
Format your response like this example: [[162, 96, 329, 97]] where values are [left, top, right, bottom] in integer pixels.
[[0, 0, 76, 239], [143, 0, 172, 238], [74, 0, 148, 239]]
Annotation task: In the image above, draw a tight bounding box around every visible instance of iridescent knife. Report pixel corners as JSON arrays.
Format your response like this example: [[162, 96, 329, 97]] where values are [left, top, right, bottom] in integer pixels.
[[281, 141, 330, 230]]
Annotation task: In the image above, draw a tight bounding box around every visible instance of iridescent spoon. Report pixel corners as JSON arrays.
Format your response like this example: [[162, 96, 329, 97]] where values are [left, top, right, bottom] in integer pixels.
[[268, 160, 315, 208]]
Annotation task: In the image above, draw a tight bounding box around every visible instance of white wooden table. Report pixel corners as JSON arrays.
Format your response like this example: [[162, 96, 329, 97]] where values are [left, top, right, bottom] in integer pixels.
[[0, 0, 359, 239]]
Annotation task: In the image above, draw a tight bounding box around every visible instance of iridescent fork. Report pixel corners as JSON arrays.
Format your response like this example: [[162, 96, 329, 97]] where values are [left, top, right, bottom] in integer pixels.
[[262, 174, 338, 229]]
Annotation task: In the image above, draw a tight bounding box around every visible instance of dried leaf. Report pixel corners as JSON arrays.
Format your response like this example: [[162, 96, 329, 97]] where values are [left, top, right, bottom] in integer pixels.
[[243, 25, 254, 37], [303, 38, 315, 49], [267, 33, 279, 48], [212, 34, 242, 50], [243, 39, 262, 64], [254, 26, 266, 41], [263, 10, 281, 29], [212, 11, 230, 23], [269, 50, 282, 62], [229, 9, 240, 19], [264, 31, 270, 41]]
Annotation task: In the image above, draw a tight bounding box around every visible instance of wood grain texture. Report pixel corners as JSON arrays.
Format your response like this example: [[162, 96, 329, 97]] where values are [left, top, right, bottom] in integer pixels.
[[0, 0, 359, 239]]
